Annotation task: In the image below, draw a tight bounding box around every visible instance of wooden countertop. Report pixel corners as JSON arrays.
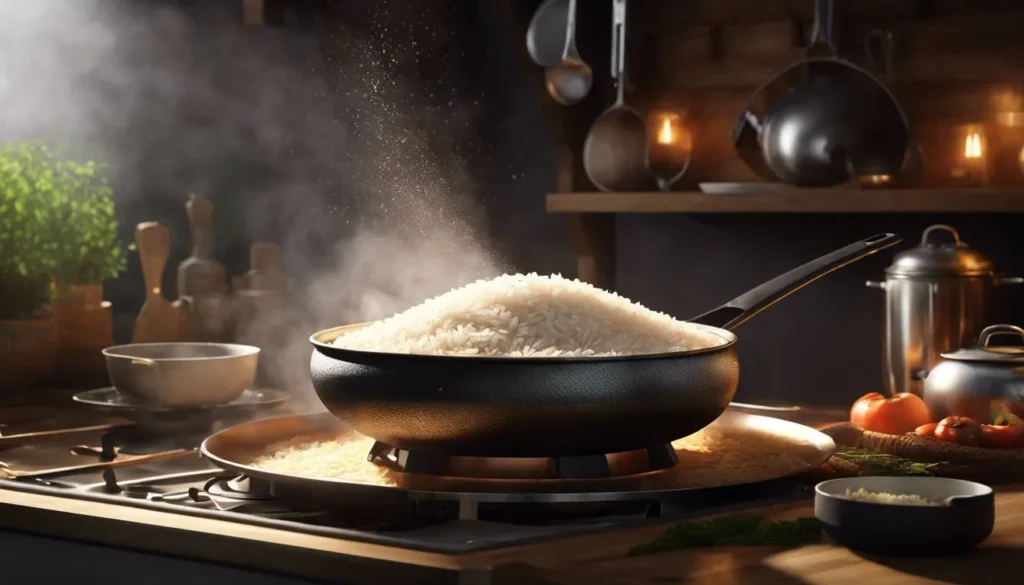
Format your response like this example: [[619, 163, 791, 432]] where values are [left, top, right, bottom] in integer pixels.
[[489, 488, 1024, 585]]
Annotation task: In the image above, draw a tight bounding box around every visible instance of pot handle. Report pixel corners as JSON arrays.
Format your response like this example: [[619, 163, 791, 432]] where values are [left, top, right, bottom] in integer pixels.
[[909, 283, 939, 385], [921, 224, 963, 247], [742, 111, 764, 134], [130, 357, 164, 376], [977, 325, 1024, 349], [690, 233, 902, 330], [865, 280, 887, 289], [994, 276, 1024, 286]]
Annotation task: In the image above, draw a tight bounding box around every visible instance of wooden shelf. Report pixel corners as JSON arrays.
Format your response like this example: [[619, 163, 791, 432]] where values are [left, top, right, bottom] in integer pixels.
[[546, 189, 1024, 214]]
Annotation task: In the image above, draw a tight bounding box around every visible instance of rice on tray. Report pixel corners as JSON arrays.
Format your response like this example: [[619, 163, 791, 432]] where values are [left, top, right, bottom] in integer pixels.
[[332, 273, 725, 357], [250, 423, 815, 489]]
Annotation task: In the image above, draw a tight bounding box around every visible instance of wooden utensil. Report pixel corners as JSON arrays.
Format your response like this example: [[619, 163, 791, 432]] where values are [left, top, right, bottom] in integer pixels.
[[178, 197, 232, 342], [131, 222, 182, 344], [0, 423, 129, 452], [0, 448, 195, 480], [178, 196, 227, 298], [242, 242, 288, 293]]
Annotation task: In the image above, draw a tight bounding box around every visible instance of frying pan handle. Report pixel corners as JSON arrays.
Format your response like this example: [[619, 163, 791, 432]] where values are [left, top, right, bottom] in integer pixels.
[[689, 233, 902, 330], [742, 111, 764, 134]]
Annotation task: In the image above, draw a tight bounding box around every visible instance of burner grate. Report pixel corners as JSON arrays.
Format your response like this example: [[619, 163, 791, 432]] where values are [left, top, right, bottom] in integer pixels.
[[367, 441, 679, 479]]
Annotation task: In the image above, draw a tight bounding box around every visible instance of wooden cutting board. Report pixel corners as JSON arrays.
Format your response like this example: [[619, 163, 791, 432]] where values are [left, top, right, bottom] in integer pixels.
[[131, 222, 186, 343]]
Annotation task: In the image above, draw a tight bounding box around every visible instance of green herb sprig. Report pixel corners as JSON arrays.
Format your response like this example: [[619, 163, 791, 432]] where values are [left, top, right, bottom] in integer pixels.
[[629, 516, 822, 556], [835, 448, 943, 476]]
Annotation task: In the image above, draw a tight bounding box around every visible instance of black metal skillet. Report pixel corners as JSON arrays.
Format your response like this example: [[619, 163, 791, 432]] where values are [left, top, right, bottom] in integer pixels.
[[310, 233, 900, 458]]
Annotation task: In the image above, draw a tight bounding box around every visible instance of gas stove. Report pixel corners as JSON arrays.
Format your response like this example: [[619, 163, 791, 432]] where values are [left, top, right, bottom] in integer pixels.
[[1, 437, 809, 554], [0, 390, 825, 583]]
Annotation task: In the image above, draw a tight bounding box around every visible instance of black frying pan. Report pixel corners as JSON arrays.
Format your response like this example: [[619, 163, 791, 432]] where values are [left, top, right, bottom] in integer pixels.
[[732, 0, 910, 187], [310, 233, 901, 458]]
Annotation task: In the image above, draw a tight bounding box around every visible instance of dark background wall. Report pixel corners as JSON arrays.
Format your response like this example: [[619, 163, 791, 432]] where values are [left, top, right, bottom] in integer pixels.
[[7, 0, 1023, 407]]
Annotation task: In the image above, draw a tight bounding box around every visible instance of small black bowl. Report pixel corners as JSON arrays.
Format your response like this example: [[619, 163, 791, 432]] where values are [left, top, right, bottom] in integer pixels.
[[815, 476, 994, 557]]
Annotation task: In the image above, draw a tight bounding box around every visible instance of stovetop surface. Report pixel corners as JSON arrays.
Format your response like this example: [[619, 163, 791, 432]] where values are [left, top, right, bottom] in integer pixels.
[[0, 390, 814, 555]]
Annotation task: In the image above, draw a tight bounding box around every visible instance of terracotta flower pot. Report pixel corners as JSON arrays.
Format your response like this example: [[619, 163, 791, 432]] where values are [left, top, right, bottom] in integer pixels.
[[53, 284, 113, 386], [0, 315, 59, 393]]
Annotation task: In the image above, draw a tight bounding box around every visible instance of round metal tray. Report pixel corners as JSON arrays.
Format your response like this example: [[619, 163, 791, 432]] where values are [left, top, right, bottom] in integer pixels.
[[74, 387, 288, 413], [200, 409, 834, 504]]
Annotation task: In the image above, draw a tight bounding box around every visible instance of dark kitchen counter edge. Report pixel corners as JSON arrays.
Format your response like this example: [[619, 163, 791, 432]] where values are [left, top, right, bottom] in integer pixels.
[[0, 478, 814, 584], [0, 482, 469, 585]]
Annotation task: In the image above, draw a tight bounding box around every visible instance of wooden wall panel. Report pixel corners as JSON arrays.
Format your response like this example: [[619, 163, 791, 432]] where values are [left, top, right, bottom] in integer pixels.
[[643, 12, 1024, 90], [615, 1, 1024, 185], [645, 0, 1024, 27]]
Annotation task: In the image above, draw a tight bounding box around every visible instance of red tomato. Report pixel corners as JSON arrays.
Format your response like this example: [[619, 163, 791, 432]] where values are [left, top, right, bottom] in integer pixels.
[[981, 424, 1024, 449], [933, 416, 983, 447], [853, 392, 885, 409], [945, 396, 997, 424], [850, 392, 933, 435], [915, 422, 939, 437]]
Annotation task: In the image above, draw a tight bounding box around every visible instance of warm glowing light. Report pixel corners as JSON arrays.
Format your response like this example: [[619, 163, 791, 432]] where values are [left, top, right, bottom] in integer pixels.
[[657, 118, 674, 145], [861, 174, 893, 186], [964, 132, 983, 159], [646, 110, 692, 190]]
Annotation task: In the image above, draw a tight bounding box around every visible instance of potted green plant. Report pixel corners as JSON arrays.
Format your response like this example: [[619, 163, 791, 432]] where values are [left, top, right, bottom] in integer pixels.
[[0, 142, 128, 388], [0, 143, 60, 391], [45, 146, 127, 381]]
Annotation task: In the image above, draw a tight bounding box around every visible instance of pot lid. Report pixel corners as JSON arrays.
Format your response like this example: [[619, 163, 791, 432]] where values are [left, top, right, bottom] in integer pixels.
[[886, 224, 994, 277], [941, 325, 1024, 363]]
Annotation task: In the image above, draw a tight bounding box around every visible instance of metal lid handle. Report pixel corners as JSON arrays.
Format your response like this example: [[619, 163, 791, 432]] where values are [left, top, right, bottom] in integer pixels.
[[978, 325, 1024, 349], [921, 224, 963, 247]]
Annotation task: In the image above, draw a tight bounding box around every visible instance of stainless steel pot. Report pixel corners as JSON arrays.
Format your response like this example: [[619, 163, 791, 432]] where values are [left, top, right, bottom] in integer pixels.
[[867, 225, 1022, 397], [922, 324, 1024, 421]]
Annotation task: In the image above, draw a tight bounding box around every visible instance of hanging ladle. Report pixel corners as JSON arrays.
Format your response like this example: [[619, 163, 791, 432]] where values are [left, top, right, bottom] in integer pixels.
[[582, 0, 650, 191], [544, 0, 592, 105]]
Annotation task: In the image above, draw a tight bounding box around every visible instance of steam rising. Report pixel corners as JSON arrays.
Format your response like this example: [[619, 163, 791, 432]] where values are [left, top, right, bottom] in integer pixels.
[[1, 0, 508, 409]]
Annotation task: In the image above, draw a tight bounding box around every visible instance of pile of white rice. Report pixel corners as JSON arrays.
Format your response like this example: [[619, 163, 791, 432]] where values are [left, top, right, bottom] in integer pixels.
[[843, 487, 936, 506], [332, 273, 725, 357]]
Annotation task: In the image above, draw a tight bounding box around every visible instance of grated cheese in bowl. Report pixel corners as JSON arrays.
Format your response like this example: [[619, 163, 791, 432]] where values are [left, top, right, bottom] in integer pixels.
[[844, 487, 938, 506]]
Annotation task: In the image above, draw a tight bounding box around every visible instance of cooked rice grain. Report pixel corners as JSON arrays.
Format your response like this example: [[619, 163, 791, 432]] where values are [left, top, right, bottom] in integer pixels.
[[249, 425, 812, 489], [332, 273, 724, 357], [844, 487, 936, 506], [253, 436, 395, 486]]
